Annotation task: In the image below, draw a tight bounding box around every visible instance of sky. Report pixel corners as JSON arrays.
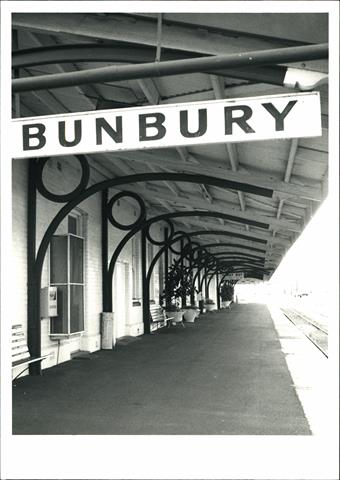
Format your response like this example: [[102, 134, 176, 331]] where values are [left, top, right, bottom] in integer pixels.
[[271, 195, 337, 295]]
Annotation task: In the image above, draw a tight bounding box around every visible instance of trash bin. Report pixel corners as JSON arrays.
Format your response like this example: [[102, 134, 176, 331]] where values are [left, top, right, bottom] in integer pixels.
[[101, 312, 115, 349]]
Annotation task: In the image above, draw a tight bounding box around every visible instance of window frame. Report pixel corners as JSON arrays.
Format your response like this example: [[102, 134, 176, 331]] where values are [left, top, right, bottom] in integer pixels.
[[49, 232, 85, 337]]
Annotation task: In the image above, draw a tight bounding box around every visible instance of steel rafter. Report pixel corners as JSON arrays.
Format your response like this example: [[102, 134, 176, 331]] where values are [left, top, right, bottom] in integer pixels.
[[13, 43, 291, 87], [12, 43, 328, 92]]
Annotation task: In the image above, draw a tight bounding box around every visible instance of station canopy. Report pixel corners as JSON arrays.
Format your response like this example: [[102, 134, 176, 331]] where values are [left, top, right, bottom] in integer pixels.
[[12, 12, 329, 280]]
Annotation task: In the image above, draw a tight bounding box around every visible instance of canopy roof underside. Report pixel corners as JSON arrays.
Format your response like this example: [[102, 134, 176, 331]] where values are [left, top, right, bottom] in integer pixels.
[[12, 12, 329, 280]]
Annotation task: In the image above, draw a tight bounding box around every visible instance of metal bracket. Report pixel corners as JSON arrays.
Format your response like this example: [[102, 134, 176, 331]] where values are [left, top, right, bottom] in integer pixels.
[[283, 67, 328, 91]]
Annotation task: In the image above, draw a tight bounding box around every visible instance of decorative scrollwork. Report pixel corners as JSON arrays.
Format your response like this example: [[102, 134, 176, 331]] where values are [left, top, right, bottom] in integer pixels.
[[106, 191, 146, 230], [35, 155, 90, 203], [146, 219, 174, 246]]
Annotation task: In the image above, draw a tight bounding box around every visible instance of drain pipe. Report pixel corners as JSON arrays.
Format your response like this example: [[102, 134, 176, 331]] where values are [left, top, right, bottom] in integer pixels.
[[12, 43, 328, 93]]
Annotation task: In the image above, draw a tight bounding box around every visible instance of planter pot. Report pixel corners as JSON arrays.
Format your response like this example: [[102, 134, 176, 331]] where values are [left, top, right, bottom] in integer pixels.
[[166, 310, 184, 325], [205, 304, 215, 312], [183, 309, 199, 323]]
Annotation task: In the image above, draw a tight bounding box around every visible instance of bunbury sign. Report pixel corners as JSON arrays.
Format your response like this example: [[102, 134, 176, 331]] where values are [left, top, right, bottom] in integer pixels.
[[12, 92, 321, 159]]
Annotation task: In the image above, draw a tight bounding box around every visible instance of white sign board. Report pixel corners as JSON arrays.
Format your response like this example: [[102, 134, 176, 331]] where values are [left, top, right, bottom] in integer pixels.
[[11, 92, 321, 159]]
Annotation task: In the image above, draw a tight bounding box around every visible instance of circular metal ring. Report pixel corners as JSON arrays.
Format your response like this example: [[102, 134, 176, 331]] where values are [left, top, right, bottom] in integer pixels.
[[146, 219, 174, 246], [35, 155, 90, 203], [168, 231, 192, 255], [169, 231, 190, 254], [107, 191, 146, 230]]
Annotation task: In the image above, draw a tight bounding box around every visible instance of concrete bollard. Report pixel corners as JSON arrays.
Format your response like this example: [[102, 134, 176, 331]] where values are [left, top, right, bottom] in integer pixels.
[[101, 312, 115, 349]]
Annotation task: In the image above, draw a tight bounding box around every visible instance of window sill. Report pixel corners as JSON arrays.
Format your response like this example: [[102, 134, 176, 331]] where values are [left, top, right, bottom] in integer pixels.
[[49, 331, 84, 339]]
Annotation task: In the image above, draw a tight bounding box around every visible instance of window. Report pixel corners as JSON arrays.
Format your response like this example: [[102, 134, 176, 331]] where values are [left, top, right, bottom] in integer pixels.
[[68, 215, 78, 235], [67, 212, 83, 236], [50, 233, 85, 335]]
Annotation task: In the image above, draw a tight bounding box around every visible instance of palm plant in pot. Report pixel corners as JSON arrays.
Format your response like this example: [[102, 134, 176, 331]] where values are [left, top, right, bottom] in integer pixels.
[[220, 282, 234, 307], [161, 260, 196, 323]]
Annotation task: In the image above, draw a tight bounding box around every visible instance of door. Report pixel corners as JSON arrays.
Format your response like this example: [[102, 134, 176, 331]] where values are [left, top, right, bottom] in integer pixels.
[[113, 261, 129, 339]]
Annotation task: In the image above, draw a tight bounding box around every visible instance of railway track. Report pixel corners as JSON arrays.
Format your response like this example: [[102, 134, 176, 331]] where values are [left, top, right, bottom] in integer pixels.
[[281, 307, 328, 357]]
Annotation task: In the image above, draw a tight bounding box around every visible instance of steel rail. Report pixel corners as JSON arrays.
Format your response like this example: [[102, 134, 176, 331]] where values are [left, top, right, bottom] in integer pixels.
[[281, 307, 328, 334], [12, 43, 328, 92], [281, 307, 328, 357]]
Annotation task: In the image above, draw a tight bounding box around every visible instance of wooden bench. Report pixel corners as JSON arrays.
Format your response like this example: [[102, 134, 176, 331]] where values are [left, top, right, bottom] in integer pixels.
[[12, 324, 49, 380], [149, 305, 174, 332], [150, 305, 167, 332]]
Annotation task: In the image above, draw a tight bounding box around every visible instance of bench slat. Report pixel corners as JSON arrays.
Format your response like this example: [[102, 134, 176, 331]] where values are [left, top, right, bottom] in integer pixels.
[[12, 356, 31, 365], [12, 345, 30, 356], [12, 330, 25, 336], [150, 306, 168, 331], [12, 337, 28, 344], [12, 336, 26, 342], [11, 324, 48, 370], [150, 306, 165, 321], [12, 337, 26, 347], [12, 355, 48, 368], [12, 351, 31, 361], [12, 327, 28, 351]]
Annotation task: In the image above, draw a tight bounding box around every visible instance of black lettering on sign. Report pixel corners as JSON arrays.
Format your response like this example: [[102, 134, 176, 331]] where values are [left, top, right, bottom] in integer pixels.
[[262, 100, 297, 131], [23, 123, 46, 151], [180, 109, 207, 138], [96, 117, 123, 144], [139, 113, 166, 141], [58, 120, 82, 147], [224, 106, 255, 134]]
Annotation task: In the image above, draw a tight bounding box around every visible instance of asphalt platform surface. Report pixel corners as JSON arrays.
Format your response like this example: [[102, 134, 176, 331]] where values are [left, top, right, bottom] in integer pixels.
[[12, 303, 311, 435]]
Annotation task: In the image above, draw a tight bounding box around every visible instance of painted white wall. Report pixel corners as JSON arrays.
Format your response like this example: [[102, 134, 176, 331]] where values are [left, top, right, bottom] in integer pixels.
[[209, 276, 218, 307], [12, 157, 166, 375], [12, 160, 28, 337]]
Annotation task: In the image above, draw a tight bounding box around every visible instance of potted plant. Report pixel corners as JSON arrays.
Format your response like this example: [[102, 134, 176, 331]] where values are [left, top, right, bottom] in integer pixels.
[[220, 283, 234, 308], [161, 260, 195, 321], [163, 301, 184, 325], [204, 298, 215, 312], [182, 304, 200, 323]]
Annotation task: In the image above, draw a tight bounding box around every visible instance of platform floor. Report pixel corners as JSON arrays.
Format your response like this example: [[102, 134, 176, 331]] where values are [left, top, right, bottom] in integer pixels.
[[12, 303, 320, 435]]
